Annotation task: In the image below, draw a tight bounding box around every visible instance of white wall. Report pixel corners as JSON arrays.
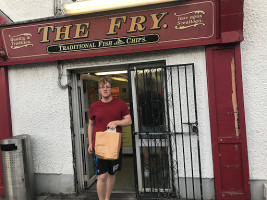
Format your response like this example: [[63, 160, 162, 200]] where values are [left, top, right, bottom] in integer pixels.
[[8, 62, 73, 175], [0, 0, 76, 194], [241, 0, 267, 180]]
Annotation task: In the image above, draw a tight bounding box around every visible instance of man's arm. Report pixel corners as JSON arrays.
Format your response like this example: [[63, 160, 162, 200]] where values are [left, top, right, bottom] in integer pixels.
[[88, 119, 95, 154], [107, 114, 132, 129]]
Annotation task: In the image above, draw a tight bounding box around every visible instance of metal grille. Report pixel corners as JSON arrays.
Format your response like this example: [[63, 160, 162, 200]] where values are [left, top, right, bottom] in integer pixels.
[[132, 64, 203, 200]]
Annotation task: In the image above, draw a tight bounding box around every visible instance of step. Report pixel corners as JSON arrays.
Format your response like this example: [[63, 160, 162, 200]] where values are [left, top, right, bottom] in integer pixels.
[[81, 190, 137, 200]]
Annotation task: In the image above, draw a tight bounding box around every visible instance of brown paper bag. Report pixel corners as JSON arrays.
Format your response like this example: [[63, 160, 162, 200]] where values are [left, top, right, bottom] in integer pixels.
[[95, 131, 122, 160]]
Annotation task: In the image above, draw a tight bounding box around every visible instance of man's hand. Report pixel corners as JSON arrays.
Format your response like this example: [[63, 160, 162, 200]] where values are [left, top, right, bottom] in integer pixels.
[[107, 115, 132, 130], [107, 121, 118, 129], [88, 144, 93, 154]]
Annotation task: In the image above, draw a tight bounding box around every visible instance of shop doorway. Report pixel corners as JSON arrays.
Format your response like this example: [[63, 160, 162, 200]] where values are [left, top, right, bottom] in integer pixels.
[[70, 62, 208, 199], [82, 68, 135, 193], [69, 65, 136, 194]]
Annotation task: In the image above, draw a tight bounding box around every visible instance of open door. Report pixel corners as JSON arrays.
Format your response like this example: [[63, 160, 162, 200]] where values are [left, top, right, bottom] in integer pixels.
[[70, 74, 96, 192], [71, 69, 136, 193], [80, 75, 98, 188]]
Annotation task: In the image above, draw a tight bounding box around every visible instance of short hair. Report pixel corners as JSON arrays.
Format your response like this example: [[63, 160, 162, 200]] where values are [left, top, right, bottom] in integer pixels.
[[98, 76, 112, 87]]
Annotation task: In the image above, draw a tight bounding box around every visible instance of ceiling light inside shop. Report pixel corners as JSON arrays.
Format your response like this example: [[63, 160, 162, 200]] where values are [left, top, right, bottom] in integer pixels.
[[95, 70, 127, 75], [111, 77, 128, 82], [64, 0, 179, 15]]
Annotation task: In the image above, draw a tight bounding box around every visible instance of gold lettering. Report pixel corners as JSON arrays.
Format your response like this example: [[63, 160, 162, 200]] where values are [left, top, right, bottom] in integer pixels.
[[126, 37, 146, 44], [98, 40, 113, 47], [73, 23, 90, 39], [127, 16, 146, 33], [150, 12, 168, 30], [54, 25, 73, 41], [106, 16, 127, 35], [38, 26, 55, 43]]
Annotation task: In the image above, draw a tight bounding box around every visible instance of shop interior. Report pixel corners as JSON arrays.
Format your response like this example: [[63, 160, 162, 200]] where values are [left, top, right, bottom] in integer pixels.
[[81, 69, 135, 192]]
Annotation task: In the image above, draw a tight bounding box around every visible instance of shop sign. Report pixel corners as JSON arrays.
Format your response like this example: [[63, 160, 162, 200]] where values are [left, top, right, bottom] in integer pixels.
[[0, 0, 216, 66]]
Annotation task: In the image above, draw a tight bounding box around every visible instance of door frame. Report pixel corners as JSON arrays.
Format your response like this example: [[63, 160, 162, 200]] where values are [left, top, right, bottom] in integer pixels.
[[69, 58, 213, 199], [69, 65, 134, 192], [69, 61, 166, 193]]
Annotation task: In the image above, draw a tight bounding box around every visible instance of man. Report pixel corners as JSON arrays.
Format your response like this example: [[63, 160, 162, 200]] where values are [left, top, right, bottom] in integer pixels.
[[138, 77, 166, 178], [88, 76, 132, 200]]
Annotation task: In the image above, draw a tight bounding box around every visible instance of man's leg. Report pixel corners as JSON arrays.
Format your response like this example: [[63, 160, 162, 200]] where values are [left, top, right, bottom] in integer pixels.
[[105, 149, 122, 199], [97, 173, 108, 200], [143, 147, 150, 177], [105, 174, 116, 200]]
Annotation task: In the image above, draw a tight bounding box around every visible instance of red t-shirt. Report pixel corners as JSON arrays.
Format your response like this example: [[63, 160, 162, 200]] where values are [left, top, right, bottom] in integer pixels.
[[89, 98, 130, 148]]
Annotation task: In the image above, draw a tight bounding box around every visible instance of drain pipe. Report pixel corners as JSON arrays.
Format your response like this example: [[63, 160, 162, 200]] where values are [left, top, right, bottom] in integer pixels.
[[54, 0, 72, 89], [54, 0, 78, 195], [57, 61, 72, 89]]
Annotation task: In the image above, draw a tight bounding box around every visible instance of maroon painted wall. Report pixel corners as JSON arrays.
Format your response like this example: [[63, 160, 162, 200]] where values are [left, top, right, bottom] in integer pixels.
[[0, 67, 12, 195], [0, 13, 12, 196], [220, 0, 244, 43]]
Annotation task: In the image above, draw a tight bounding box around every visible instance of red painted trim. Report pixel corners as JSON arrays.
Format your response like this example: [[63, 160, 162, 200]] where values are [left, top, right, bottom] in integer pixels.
[[220, 0, 244, 43], [222, 193, 248, 200], [206, 46, 222, 200], [0, 13, 12, 197], [0, 67, 12, 138], [233, 44, 251, 199], [215, 0, 220, 39], [0, 67, 12, 196], [218, 137, 242, 144], [221, 31, 244, 43], [206, 44, 250, 200]]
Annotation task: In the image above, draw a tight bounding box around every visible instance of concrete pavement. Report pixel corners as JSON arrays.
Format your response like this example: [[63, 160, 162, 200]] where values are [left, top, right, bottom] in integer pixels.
[[38, 190, 136, 200], [0, 190, 136, 199]]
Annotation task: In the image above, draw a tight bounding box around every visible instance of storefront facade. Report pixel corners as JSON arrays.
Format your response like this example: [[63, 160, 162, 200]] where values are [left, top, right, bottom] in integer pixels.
[[0, 0, 266, 199]]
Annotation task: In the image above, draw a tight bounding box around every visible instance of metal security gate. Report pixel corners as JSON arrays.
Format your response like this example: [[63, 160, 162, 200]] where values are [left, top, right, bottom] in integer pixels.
[[130, 64, 204, 200]]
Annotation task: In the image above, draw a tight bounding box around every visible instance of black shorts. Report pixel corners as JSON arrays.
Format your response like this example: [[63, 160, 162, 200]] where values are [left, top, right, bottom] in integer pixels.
[[93, 149, 122, 175]]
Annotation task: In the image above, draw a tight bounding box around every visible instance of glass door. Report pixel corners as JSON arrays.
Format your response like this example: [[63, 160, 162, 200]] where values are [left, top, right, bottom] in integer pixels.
[[80, 75, 102, 188], [70, 74, 96, 192]]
